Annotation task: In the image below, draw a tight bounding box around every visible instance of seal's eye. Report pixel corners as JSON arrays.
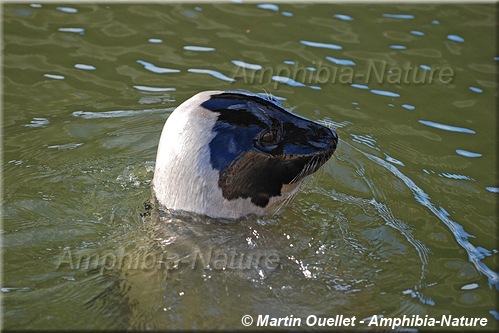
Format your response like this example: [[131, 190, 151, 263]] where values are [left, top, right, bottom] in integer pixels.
[[261, 129, 277, 145], [255, 128, 280, 153]]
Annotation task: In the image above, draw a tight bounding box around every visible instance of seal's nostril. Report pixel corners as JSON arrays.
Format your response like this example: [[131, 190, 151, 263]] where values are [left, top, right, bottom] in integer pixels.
[[324, 127, 338, 144]]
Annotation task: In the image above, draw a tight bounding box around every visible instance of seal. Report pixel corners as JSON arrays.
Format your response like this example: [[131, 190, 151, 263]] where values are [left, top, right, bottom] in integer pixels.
[[152, 90, 338, 219]]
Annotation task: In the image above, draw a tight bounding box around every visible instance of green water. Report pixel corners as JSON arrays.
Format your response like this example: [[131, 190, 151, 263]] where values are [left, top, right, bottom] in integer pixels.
[[2, 2, 498, 331]]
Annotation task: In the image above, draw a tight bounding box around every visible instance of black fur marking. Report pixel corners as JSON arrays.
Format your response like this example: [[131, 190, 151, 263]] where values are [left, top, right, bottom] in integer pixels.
[[219, 151, 316, 207], [202, 91, 338, 208], [204, 91, 286, 113]]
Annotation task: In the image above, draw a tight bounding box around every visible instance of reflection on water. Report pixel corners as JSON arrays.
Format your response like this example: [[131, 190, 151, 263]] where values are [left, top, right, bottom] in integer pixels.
[[2, 2, 497, 330]]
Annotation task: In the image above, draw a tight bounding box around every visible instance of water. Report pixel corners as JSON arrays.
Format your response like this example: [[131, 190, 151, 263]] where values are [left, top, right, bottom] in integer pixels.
[[2, 2, 497, 330]]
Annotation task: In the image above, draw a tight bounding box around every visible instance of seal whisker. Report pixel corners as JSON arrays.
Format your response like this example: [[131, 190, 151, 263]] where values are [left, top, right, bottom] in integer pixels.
[[290, 155, 315, 184], [273, 180, 305, 216]]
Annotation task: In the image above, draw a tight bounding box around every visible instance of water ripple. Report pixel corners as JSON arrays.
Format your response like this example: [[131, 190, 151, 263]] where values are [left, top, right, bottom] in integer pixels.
[[183, 46, 216, 52], [447, 34, 465, 43], [136, 60, 180, 74], [326, 56, 356, 66], [231, 60, 262, 70], [410, 30, 424, 36], [351, 84, 369, 90], [133, 86, 175, 92], [385, 154, 405, 166], [439, 173, 474, 181], [43, 74, 65, 80], [461, 283, 479, 290], [370, 89, 400, 98], [148, 38, 163, 44], [72, 108, 171, 119], [418, 120, 476, 134], [58, 28, 85, 35], [187, 68, 235, 82], [455, 149, 482, 158], [271, 75, 305, 87], [25, 118, 49, 128], [75, 64, 96, 71], [318, 182, 434, 306], [257, 4, 279, 12], [485, 187, 499, 193], [334, 14, 353, 21], [402, 104, 415, 110], [363, 152, 499, 289], [47, 143, 84, 151], [390, 45, 407, 50], [1, 287, 32, 293], [300, 40, 343, 50], [382, 14, 414, 19], [351, 134, 379, 151], [56, 7, 78, 14]]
